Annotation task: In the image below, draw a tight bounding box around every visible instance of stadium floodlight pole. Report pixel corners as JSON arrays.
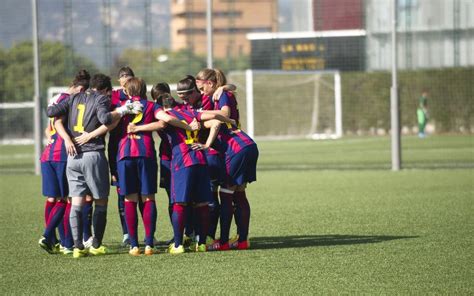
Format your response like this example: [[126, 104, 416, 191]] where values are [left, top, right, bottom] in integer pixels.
[[32, 0, 42, 175], [390, 0, 401, 171], [206, 0, 213, 68]]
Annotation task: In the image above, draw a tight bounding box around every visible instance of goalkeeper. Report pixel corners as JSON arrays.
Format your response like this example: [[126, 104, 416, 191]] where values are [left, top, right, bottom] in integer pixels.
[[46, 76, 140, 258]]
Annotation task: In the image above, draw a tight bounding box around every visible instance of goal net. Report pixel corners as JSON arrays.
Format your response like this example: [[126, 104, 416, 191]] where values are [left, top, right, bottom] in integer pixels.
[[228, 70, 342, 140]]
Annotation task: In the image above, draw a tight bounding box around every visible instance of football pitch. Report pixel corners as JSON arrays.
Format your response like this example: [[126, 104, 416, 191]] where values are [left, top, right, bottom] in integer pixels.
[[0, 135, 473, 294]]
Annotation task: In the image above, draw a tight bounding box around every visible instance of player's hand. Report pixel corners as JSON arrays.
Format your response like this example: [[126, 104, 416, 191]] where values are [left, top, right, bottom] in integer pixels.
[[191, 143, 208, 151], [213, 86, 224, 102], [127, 123, 138, 133], [131, 100, 143, 114], [116, 100, 134, 116], [74, 131, 93, 146], [111, 175, 117, 183], [229, 119, 236, 126], [64, 138, 77, 156], [46, 134, 53, 145], [189, 118, 201, 131]]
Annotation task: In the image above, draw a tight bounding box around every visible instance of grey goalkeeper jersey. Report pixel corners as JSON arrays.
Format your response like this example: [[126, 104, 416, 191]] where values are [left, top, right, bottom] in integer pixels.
[[47, 90, 113, 153]]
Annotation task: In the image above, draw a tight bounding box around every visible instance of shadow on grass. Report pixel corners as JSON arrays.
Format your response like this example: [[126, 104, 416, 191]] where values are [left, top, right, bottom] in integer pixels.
[[249, 234, 418, 250]]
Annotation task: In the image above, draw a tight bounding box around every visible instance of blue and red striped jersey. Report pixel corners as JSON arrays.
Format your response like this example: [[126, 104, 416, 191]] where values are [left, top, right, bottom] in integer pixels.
[[217, 123, 256, 159], [40, 93, 70, 162], [158, 130, 172, 161], [215, 91, 240, 128], [116, 97, 160, 161], [162, 107, 207, 171], [108, 89, 129, 173]]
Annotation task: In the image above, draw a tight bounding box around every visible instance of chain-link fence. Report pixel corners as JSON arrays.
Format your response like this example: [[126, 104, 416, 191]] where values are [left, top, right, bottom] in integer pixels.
[[1, 0, 473, 145]]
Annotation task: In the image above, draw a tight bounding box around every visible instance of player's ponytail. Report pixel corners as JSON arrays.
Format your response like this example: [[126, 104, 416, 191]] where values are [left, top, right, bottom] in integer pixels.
[[213, 68, 227, 88]]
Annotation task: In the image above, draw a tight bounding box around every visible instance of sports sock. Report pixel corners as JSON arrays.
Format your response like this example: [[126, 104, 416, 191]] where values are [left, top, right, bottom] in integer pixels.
[[92, 204, 107, 248], [44, 200, 56, 226], [143, 200, 157, 247], [184, 206, 194, 238], [194, 205, 210, 245], [208, 191, 220, 239], [70, 205, 84, 249], [82, 200, 93, 241], [117, 193, 128, 235], [124, 201, 139, 248], [233, 191, 251, 241], [219, 189, 234, 244], [63, 202, 73, 248], [43, 200, 67, 244], [166, 189, 173, 226], [234, 203, 241, 235], [137, 195, 144, 217], [172, 204, 185, 247]]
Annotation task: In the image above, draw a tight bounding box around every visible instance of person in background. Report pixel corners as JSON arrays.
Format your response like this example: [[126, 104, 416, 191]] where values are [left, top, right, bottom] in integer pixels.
[[417, 90, 429, 138]]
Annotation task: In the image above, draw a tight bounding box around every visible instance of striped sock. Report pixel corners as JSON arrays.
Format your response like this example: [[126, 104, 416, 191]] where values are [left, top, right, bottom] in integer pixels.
[[43, 200, 67, 244], [63, 202, 73, 248], [172, 204, 185, 247], [44, 200, 56, 226], [124, 201, 139, 248], [143, 200, 157, 247]]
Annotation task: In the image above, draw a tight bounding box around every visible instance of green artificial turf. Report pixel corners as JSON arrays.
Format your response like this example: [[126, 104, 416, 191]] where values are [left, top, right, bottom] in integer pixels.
[[0, 135, 472, 294]]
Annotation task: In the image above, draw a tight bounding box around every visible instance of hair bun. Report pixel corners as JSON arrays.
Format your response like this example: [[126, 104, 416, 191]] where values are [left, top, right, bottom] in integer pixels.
[[76, 69, 91, 81]]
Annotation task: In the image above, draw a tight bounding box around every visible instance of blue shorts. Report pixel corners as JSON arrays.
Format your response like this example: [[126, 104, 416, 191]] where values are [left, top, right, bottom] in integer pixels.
[[206, 153, 225, 190], [171, 165, 212, 204], [41, 161, 68, 197], [159, 159, 171, 190], [225, 144, 259, 186], [117, 157, 157, 196]]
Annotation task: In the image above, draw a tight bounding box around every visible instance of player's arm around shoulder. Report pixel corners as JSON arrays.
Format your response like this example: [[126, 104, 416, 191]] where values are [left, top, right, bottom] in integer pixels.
[[96, 93, 114, 125]]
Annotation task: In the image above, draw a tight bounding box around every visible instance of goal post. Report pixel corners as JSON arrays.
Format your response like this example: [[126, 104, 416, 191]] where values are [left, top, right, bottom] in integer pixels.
[[228, 69, 342, 140]]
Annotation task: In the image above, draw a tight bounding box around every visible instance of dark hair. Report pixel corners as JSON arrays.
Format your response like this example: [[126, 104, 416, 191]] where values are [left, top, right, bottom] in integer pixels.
[[91, 74, 112, 94], [71, 69, 91, 89], [176, 75, 199, 94], [160, 93, 176, 109], [151, 82, 171, 103], [118, 66, 135, 78]]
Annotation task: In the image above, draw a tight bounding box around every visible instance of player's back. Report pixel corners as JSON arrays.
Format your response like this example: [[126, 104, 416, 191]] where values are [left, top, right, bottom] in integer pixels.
[[41, 93, 71, 162], [215, 91, 240, 128], [116, 97, 159, 160], [218, 123, 255, 158], [47, 90, 112, 153], [164, 107, 206, 170]]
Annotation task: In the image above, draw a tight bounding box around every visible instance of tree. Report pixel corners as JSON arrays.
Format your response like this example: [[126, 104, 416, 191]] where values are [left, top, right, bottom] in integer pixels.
[[2, 41, 98, 103]]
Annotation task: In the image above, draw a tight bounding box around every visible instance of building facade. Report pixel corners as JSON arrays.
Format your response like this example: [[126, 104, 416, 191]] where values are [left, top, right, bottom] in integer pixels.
[[170, 0, 278, 59], [365, 0, 474, 70]]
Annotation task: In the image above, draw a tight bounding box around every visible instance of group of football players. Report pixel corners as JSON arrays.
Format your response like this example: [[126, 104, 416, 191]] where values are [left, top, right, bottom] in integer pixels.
[[38, 66, 258, 258]]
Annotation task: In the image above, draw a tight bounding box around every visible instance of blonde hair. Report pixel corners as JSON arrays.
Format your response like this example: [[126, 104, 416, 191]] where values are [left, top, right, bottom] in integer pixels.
[[196, 68, 227, 90]]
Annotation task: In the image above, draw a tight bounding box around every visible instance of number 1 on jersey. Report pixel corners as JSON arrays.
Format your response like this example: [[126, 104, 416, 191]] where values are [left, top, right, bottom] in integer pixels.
[[73, 104, 86, 132]]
